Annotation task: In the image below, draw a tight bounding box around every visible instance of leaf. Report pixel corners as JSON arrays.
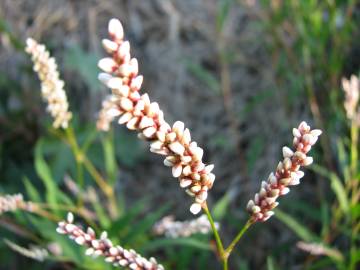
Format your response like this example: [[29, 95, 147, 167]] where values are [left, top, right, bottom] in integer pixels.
[[108, 198, 149, 236], [116, 129, 144, 167], [212, 192, 232, 221], [266, 256, 276, 270], [23, 176, 41, 203], [64, 44, 101, 92], [185, 61, 220, 94], [123, 203, 171, 245], [336, 139, 350, 183], [34, 139, 58, 208], [274, 209, 318, 242], [102, 132, 117, 185], [141, 237, 211, 252], [216, 0, 232, 32], [311, 165, 349, 215]]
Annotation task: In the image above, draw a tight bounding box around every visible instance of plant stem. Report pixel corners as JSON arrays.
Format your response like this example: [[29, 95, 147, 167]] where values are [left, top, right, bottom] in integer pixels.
[[65, 127, 118, 218], [202, 203, 225, 257], [350, 120, 358, 180], [223, 258, 228, 270], [224, 219, 253, 257]]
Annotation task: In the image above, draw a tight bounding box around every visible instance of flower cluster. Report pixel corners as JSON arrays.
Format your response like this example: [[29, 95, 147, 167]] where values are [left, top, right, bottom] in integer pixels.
[[5, 239, 48, 262], [57, 213, 164, 270], [246, 122, 321, 222], [342, 75, 360, 125], [97, 18, 215, 214], [96, 95, 118, 131], [25, 38, 72, 129], [153, 215, 219, 238], [0, 194, 33, 215]]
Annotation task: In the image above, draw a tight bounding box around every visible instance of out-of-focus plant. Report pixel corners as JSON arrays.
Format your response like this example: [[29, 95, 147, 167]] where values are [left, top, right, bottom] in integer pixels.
[[272, 75, 360, 270], [259, 0, 358, 166]]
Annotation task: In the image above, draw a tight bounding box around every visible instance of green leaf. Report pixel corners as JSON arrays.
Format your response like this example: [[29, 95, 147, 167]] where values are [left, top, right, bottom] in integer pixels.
[[23, 176, 41, 203], [185, 61, 220, 94], [123, 203, 171, 244], [266, 256, 276, 270], [216, 0, 232, 32], [213, 192, 232, 220], [336, 139, 350, 183], [108, 198, 149, 236], [116, 129, 144, 167], [275, 209, 318, 242], [34, 139, 58, 208], [141, 237, 211, 252], [102, 132, 117, 185], [64, 44, 101, 92], [312, 165, 349, 215]]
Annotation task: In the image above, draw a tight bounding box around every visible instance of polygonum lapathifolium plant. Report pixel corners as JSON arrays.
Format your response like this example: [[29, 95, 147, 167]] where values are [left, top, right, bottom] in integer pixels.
[[20, 17, 323, 270]]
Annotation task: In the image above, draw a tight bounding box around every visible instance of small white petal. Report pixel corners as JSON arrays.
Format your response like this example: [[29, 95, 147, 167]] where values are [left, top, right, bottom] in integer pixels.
[[172, 164, 183, 178], [126, 117, 139, 130], [180, 178, 193, 188], [142, 126, 157, 138], [293, 128, 301, 138], [303, 156, 313, 166], [98, 58, 117, 73], [120, 98, 133, 111], [102, 39, 118, 52], [130, 75, 143, 90], [98, 73, 112, 85], [107, 77, 123, 89], [75, 236, 85, 245], [168, 141, 185, 155], [118, 112, 132, 124], [108, 18, 124, 41], [190, 203, 202, 215], [67, 212, 74, 223], [204, 164, 214, 174], [311, 129, 322, 137], [247, 200, 255, 211], [173, 121, 185, 135], [282, 146, 294, 158], [139, 116, 155, 129]]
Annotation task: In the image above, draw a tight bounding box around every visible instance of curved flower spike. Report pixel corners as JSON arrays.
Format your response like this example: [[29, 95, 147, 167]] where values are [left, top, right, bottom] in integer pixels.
[[57, 213, 164, 270], [246, 121, 322, 222], [25, 38, 72, 129], [97, 18, 215, 214]]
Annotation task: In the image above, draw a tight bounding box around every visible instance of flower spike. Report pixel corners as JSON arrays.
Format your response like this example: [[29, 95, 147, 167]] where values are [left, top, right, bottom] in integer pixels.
[[97, 18, 216, 214], [25, 38, 72, 129], [57, 213, 164, 269], [246, 121, 321, 222]]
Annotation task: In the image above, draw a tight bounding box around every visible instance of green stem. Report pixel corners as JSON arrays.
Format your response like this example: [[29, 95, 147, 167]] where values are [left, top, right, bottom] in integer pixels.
[[223, 258, 228, 270], [65, 127, 118, 218], [202, 203, 225, 257], [224, 219, 253, 257], [350, 120, 358, 179]]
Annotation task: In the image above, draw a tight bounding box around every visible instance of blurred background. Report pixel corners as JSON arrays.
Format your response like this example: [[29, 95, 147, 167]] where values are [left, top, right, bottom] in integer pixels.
[[0, 0, 359, 269]]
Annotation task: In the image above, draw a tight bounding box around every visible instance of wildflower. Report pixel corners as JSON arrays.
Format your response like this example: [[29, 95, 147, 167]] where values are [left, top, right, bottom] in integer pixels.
[[57, 213, 164, 270], [296, 241, 343, 261], [153, 214, 219, 238], [97, 18, 215, 214], [246, 121, 321, 222], [25, 38, 72, 129], [342, 75, 360, 125], [96, 95, 119, 131], [4, 239, 48, 262], [0, 194, 33, 215]]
